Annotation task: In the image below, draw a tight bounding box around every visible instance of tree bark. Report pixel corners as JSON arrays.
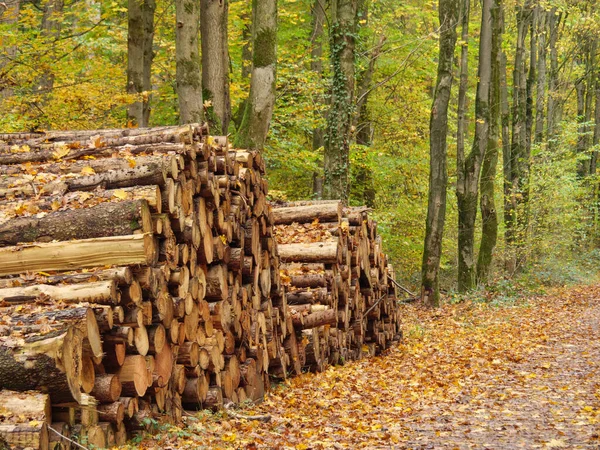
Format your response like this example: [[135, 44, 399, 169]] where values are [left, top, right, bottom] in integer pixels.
[[0, 0, 20, 100], [234, 0, 277, 150], [546, 8, 562, 147], [323, 0, 357, 201], [476, 0, 502, 284], [534, 9, 546, 144], [456, 0, 470, 176], [457, 0, 492, 292], [421, 0, 459, 306], [176, 0, 203, 124], [0, 199, 152, 245], [201, 0, 231, 134], [505, 1, 531, 274], [311, 0, 327, 153], [127, 0, 156, 127]]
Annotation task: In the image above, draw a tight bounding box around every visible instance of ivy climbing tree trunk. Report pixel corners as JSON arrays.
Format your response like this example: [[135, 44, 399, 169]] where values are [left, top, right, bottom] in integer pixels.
[[421, 0, 459, 307], [127, 0, 156, 127], [323, 0, 357, 201], [175, 0, 203, 124], [234, 0, 277, 150], [456, 0, 492, 292], [476, 0, 502, 285], [201, 0, 231, 134]]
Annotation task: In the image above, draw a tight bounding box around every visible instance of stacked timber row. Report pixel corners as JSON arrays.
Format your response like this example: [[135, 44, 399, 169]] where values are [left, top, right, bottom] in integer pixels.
[[273, 201, 402, 372], [0, 125, 400, 449], [0, 125, 290, 448]]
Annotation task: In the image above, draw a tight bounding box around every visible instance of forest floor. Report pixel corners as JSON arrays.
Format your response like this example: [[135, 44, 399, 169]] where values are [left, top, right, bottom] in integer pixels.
[[131, 285, 600, 449]]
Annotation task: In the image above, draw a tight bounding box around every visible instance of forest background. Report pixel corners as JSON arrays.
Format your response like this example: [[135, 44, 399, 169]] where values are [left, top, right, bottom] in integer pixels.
[[1, 0, 598, 299]]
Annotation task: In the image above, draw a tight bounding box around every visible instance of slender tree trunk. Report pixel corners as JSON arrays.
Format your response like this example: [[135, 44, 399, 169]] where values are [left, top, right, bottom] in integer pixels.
[[127, 0, 155, 127], [421, 0, 459, 306], [456, 0, 470, 169], [175, 0, 203, 124], [0, 0, 20, 99], [534, 9, 546, 144], [505, 2, 531, 274], [322, 0, 357, 201], [201, 0, 231, 134], [354, 35, 385, 207], [576, 75, 587, 178], [456, 0, 492, 292], [476, 0, 502, 284], [546, 8, 561, 148], [311, 0, 326, 152], [234, 0, 278, 150]]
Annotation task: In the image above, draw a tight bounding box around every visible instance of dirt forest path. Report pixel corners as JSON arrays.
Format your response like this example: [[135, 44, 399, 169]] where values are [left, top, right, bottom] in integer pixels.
[[140, 286, 600, 449]]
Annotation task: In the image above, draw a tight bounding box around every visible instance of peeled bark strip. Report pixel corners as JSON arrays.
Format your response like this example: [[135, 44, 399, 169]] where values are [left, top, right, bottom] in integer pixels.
[[0, 234, 158, 276]]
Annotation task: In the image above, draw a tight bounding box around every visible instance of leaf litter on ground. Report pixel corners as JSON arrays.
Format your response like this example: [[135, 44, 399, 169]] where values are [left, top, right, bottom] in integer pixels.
[[126, 285, 600, 449]]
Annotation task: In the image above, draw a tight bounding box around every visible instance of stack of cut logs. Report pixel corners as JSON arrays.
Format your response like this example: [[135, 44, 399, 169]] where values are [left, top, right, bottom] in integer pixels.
[[0, 124, 401, 449], [273, 201, 402, 373]]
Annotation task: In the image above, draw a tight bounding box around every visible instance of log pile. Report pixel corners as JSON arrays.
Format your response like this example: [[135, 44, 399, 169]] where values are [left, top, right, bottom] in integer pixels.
[[274, 201, 402, 373], [0, 125, 401, 449]]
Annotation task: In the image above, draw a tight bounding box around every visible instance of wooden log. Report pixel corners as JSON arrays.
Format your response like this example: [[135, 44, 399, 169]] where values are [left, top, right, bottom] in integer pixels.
[[0, 280, 119, 305], [0, 200, 152, 245], [48, 421, 71, 450], [0, 422, 48, 450], [0, 326, 82, 404], [297, 309, 337, 330], [0, 234, 158, 276], [0, 266, 133, 289], [278, 242, 339, 264], [97, 402, 125, 425], [0, 390, 51, 425], [272, 203, 342, 225], [91, 374, 122, 403], [205, 264, 228, 301], [117, 355, 148, 397]]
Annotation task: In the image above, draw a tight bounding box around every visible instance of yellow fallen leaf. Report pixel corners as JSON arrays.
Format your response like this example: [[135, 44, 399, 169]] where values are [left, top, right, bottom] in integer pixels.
[[52, 145, 70, 160], [80, 166, 95, 175], [546, 439, 566, 448], [127, 157, 136, 168], [51, 200, 61, 211], [112, 189, 128, 200]]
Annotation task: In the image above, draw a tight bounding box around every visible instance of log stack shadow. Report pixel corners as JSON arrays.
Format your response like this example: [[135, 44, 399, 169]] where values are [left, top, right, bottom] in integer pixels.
[[0, 125, 401, 449]]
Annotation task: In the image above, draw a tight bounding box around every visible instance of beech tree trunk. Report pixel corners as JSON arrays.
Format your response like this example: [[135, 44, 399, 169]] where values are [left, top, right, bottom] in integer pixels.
[[456, 0, 470, 172], [323, 0, 357, 201], [505, 1, 531, 274], [546, 8, 562, 147], [534, 9, 546, 144], [176, 0, 203, 124], [201, 0, 231, 134], [476, 0, 502, 284], [234, 0, 277, 150], [311, 0, 327, 153], [457, 0, 492, 292], [0, 0, 20, 100], [421, 0, 459, 306], [127, 0, 156, 127]]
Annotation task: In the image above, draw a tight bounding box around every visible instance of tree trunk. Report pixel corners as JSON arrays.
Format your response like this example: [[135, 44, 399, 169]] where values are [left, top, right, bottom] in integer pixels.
[[176, 0, 203, 124], [534, 9, 546, 144], [322, 0, 357, 201], [456, 0, 470, 175], [546, 8, 562, 149], [0, 0, 20, 100], [421, 0, 459, 306], [127, 0, 156, 127], [201, 0, 231, 134], [456, 0, 492, 292], [234, 0, 277, 150], [311, 0, 327, 153], [505, 1, 531, 274], [476, 0, 502, 285]]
